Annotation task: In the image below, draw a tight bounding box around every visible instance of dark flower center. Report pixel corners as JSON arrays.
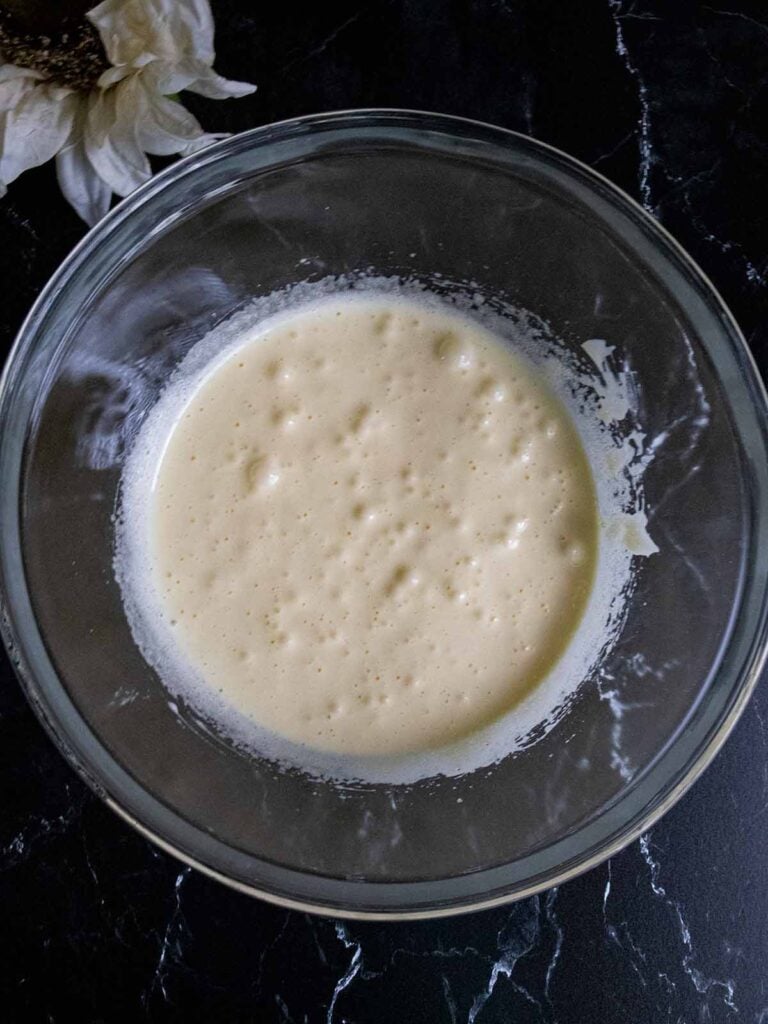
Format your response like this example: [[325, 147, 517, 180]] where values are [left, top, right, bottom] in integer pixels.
[[0, 3, 109, 91]]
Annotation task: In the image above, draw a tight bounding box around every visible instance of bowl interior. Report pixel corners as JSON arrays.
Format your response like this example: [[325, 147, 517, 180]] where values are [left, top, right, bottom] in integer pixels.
[[4, 113, 767, 915]]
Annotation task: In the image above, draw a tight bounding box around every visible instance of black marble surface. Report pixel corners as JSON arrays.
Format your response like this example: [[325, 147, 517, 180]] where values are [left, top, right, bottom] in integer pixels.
[[2, 1, 768, 1020]]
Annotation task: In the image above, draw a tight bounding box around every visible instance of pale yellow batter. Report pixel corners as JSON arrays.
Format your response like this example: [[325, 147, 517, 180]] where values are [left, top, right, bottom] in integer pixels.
[[143, 296, 597, 756]]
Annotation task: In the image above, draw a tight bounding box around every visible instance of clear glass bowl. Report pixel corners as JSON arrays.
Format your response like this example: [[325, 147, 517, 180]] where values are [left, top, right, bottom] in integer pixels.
[[1, 110, 767, 919]]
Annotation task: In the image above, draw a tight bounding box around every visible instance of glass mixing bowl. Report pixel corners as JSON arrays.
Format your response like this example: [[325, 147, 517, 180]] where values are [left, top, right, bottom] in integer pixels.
[[1, 111, 767, 919]]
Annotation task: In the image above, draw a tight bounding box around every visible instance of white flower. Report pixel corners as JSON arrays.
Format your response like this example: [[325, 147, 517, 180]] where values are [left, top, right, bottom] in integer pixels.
[[0, 0, 255, 225]]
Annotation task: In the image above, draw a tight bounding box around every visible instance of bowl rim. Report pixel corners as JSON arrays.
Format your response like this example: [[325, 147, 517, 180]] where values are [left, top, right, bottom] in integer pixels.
[[2, 107, 767, 920]]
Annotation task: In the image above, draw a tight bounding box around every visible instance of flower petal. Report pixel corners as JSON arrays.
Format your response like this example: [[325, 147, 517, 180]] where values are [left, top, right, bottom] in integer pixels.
[[88, 0, 157, 69], [155, 0, 217, 64], [83, 81, 151, 196], [0, 83, 77, 186], [88, 0, 255, 94], [56, 137, 112, 226], [89, 0, 216, 67], [135, 85, 205, 155], [140, 59, 199, 97], [96, 65, 132, 90], [0, 64, 46, 90], [184, 65, 257, 100], [0, 71, 37, 122]]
